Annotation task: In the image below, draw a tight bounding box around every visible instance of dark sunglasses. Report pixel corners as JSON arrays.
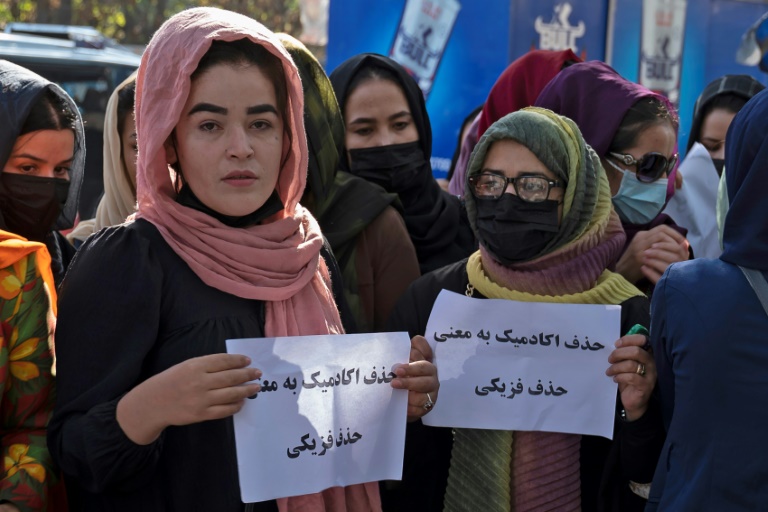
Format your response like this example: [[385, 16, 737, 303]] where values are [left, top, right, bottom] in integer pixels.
[[608, 152, 678, 183]]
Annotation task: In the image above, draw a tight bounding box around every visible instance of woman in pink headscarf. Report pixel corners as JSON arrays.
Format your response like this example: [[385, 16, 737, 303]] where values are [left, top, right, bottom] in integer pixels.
[[47, 8, 437, 511]]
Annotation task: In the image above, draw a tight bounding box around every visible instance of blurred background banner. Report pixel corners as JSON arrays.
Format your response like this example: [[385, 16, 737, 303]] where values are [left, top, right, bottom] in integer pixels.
[[389, 0, 461, 98], [3, 0, 766, 178], [638, 0, 688, 107], [611, 0, 768, 158], [327, 0, 608, 179]]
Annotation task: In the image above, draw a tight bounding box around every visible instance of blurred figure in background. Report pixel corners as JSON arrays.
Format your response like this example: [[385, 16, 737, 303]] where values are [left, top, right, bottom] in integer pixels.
[[67, 73, 138, 247], [443, 104, 482, 193], [0, 58, 82, 512], [663, 75, 764, 259]]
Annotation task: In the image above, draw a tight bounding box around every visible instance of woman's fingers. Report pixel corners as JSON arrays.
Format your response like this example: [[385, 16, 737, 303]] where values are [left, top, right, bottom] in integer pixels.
[[207, 366, 262, 390], [410, 335, 433, 363]]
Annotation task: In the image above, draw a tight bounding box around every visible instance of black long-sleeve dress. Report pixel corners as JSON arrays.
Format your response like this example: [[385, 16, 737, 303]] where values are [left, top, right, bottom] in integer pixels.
[[48, 219, 281, 511]]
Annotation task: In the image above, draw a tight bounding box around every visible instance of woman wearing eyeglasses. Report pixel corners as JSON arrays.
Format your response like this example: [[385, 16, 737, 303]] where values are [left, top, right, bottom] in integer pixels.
[[386, 107, 663, 512], [535, 61, 690, 294]]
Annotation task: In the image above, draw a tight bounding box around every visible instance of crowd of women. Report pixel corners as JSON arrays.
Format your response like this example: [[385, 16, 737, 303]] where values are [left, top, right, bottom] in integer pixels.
[[1, 6, 766, 512]]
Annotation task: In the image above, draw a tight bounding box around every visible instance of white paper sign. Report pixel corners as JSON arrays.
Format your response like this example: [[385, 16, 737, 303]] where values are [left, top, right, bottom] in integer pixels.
[[226, 332, 411, 503], [421, 290, 619, 439], [663, 143, 721, 259]]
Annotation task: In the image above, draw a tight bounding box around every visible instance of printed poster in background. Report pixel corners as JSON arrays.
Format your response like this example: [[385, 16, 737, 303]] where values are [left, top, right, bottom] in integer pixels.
[[639, 0, 688, 106], [510, 1, 608, 62], [389, 0, 462, 97]]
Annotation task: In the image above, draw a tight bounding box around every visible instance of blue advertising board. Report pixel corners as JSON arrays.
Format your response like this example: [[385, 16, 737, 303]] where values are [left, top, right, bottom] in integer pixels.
[[327, 1, 609, 178], [509, 1, 607, 62], [327, 0, 767, 174], [611, 0, 768, 157], [327, 0, 510, 177]]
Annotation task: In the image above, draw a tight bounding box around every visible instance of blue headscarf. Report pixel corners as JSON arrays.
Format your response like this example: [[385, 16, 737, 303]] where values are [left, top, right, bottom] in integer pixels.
[[720, 89, 768, 271]]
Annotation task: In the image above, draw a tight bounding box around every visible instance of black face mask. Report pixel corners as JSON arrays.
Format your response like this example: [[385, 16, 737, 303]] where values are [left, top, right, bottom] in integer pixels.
[[712, 158, 725, 177], [175, 185, 284, 228], [348, 141, 425, 194], [475, 193, 560, 264], [0, 173, 69, 242]]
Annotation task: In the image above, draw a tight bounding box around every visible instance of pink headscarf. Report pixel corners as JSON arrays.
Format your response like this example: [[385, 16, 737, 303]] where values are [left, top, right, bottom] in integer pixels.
[[134, 8, 380, 511]]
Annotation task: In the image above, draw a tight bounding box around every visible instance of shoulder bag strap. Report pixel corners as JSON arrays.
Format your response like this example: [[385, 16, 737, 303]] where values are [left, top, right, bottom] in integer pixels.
[[739, 266, 768, 316]]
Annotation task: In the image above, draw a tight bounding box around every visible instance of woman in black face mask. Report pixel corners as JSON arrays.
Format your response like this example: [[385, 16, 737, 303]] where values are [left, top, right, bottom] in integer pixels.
[[0, 60, 84, 287], [686, 75, 765, 172], [386, 107, 663, 512], [329, 54, 476, 274]]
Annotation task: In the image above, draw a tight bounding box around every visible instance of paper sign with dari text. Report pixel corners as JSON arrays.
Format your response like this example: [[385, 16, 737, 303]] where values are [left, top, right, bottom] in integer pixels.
[[421, 290, 619, 439], [226, 332, 411, 503]]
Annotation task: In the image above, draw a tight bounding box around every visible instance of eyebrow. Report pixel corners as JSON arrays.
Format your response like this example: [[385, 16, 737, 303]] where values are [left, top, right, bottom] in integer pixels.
[[348, 111, 412, 126], [479, 168, 549, 177], [10, 152, 74, 162], [389, 111, 412, 121], [187, 103, 279, 116]]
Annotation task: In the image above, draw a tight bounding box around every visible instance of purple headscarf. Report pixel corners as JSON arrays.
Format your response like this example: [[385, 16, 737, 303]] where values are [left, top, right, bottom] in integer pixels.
[[534, 61, 686, 272], [535, 61, 662, 156]]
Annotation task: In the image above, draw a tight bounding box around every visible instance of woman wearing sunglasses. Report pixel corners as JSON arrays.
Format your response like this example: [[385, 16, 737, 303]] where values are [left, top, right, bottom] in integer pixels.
[[536, 61, 690, 293], [387, 107, 661, 512]]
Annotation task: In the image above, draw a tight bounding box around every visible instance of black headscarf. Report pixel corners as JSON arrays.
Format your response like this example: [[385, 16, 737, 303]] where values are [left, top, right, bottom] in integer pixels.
[[686, 74, 765, 153], [329, 53, 476, 274], [0, 60, 84, 231], [0, 59, 84, 285], [720, 89, 768, 271], [277, 35, 398, 331]]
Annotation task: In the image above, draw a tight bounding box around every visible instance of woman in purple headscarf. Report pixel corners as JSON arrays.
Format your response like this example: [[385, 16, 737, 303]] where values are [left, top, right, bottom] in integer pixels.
[[535, 61, 690, 294]]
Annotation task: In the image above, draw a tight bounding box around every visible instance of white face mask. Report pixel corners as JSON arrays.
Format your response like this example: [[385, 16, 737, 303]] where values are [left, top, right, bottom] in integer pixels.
[[606, 159, 668, 225]]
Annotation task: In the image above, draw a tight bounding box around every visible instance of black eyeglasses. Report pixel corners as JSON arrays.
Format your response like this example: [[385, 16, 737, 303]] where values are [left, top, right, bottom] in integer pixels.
[[468, 172, 564, 202], [608, 152, 678, 183]]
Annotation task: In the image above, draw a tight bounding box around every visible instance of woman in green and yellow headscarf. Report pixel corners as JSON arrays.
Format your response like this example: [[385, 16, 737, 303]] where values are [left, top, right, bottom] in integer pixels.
[[387, 107, 664, 512], [277, 34, 420, 333]]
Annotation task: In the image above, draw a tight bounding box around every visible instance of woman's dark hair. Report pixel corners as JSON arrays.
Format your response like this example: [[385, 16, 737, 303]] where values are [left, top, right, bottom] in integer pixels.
[[447, 104, 483, 182], [192, 39, 288, 126], [609, 97, 679, 153], [698, 93, 749, 131], [116, 79, 137, 136], [20, 88, 78, 135], [344, 63, 403, 110]]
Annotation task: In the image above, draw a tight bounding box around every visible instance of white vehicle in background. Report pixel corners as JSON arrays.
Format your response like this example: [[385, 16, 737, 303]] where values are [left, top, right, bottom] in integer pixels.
[[0, 24, 141, 220]]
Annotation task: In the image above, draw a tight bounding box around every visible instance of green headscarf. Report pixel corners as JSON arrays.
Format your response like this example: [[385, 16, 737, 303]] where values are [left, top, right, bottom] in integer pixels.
[[463, 107, 601, 262], [278, 34, 399, 332]]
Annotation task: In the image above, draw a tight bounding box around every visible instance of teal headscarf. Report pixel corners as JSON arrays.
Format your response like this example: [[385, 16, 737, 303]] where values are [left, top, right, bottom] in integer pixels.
[[464, 107, 603, 262]]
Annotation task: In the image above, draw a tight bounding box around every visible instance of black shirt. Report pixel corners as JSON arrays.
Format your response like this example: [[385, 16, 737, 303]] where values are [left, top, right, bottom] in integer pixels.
[[49, 219, 278, 511]]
